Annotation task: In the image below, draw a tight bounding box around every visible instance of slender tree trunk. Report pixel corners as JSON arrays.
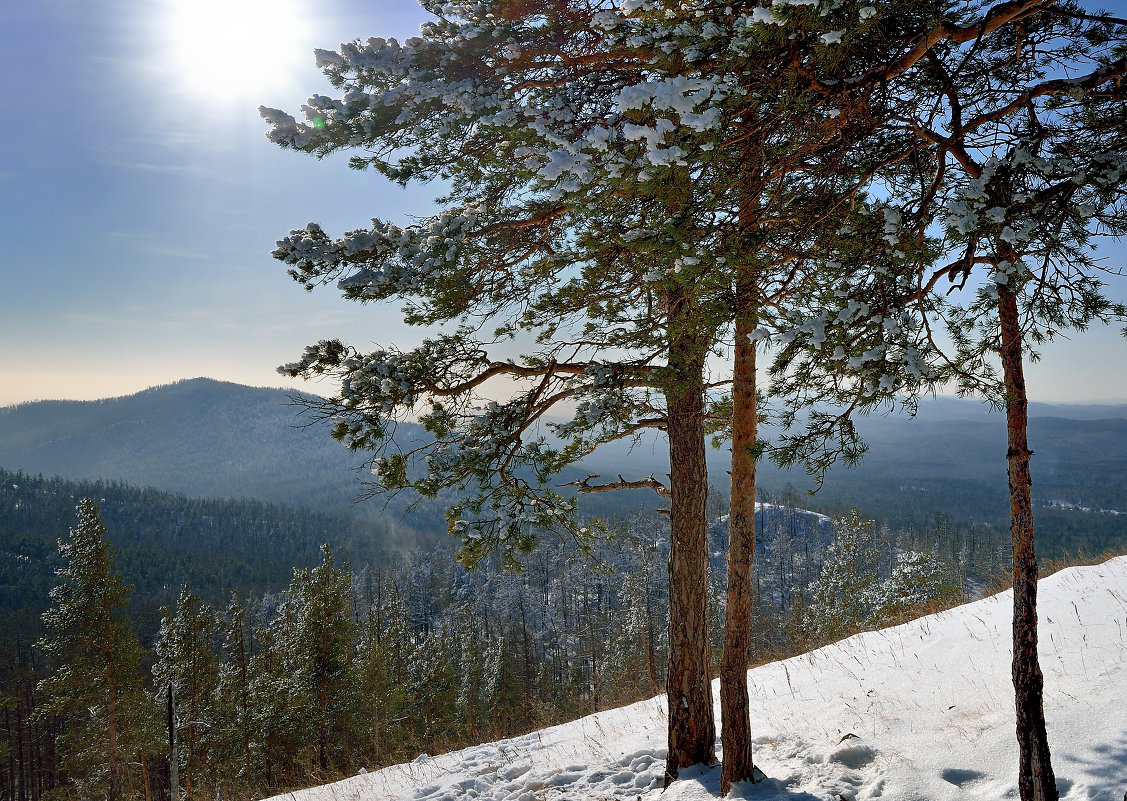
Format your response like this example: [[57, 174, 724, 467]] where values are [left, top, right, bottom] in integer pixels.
[[643, 556, 659, 692], [141, 751, 152, 801], [186, 682, 195, 801], [319, 622, 329, 774], [519, 595, 534, 697], [15, 702, 26, 801], [998, 285, 1058, 801], [663, 286, 716, 783], [169, 684, 179, 801], [4, 706, 13, 799], [101, 561, 122, 801], [589, 594, 599, 712], [721, 287, 758, 793], [238, 632, 252, 801]]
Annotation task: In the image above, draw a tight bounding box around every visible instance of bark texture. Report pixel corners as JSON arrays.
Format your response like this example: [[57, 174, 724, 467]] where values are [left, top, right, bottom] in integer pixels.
[[663, 287, 717, 783], [998, 286, 1058, 801], [720, 294, 758, 793]]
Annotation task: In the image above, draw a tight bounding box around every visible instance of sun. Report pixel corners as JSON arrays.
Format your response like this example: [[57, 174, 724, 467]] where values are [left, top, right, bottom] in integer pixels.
[[160, 0, 312, 102]]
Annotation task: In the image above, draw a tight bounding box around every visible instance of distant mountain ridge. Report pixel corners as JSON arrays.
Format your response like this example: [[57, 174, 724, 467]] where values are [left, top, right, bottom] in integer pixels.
[[2, 378, 1126, 555], [0, 378, 414, 523]]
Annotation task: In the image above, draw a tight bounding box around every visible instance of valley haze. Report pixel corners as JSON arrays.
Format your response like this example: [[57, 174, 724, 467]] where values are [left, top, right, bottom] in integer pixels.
[[2, 377, 1125, 557]]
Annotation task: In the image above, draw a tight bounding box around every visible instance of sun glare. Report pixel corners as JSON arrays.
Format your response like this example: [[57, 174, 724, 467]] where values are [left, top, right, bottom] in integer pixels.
[[162, 0, 311, 102]]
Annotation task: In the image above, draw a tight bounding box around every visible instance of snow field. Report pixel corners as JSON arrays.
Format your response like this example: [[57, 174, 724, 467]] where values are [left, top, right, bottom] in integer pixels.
[[273, 557, 1127, 801]]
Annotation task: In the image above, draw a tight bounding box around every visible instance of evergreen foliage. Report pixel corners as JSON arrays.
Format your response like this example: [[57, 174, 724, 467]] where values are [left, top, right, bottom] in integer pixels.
[[35, 500, 159, 801], [852, 10, 1127, 799], [4, 488, 1016, 800], [257, 0, 961, 780], [153, 586, 220, 799], [799, 510, 964, 643], [0, 467, 398, 641], [286, 545, 358, 776], [799, 509, 881, 642], [873, 550, 962, 622], [211, 596, 255, 801]]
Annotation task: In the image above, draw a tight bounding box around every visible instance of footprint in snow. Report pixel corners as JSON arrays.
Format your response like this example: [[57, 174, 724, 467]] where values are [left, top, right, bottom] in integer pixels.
[[939, 768, 987, 788]]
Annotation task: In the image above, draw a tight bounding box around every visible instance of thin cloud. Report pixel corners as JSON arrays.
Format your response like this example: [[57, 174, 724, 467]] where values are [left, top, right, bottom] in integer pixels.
[[136, 245, 210, 260], [110, 160, 207, 175]]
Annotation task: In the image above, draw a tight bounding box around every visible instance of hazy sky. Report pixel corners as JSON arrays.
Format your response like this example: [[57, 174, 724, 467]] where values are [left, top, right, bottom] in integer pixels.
[[2, 0, 1126, 407]]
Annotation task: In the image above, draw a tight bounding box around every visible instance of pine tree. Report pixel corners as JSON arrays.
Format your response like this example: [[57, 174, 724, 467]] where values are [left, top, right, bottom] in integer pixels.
[[799, 510, 881, 643], [261, 0, 1117, 787], [734, 6, 1124, 793], [358, 585, 412, 762], [854, 9, 1127, 798], [248, 597, 306, 787], [871, 551, 961, 622], [36, 499, 158, 801], [212, 596, 255, 801], [279, 545, 357, 778], [259, 2, 727, 773], [153, 585, 219, 801], [406, 629, 459, 751], [258, 2, 938, 780]]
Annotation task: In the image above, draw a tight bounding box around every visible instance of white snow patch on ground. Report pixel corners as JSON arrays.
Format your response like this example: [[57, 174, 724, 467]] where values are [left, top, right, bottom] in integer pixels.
[[271, 557, 1127, 801]]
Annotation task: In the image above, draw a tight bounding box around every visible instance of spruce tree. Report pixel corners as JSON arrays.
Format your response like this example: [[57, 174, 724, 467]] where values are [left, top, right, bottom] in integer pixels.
[[36, 499, 158, 801]]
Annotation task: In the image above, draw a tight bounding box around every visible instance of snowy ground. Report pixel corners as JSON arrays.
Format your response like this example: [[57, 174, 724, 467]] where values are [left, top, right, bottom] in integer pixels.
[[273, 557, 1127, 801]]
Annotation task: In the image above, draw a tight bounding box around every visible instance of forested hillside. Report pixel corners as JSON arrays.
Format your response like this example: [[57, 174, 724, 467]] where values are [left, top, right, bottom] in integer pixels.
[[0, 469, 399, 642], [0, 379, 436, 528], [1, 475, 1002, 800], [266, 557, 1127, 801], [804, 413, 1127, 556], [2, 380, 1125, 556]]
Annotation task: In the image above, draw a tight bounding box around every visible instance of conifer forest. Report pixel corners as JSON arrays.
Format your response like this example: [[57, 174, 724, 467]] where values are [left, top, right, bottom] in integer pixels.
[[3, 479, 988, 800], [3, 0, 1127, 800]]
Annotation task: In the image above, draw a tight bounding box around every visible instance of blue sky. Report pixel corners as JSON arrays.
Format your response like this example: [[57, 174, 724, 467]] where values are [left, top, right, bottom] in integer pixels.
[[1, 0, 1126, 406]]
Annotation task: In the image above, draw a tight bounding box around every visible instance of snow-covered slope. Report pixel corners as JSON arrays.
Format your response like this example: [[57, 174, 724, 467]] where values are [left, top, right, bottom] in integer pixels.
[[274, 557, 1127, 801]]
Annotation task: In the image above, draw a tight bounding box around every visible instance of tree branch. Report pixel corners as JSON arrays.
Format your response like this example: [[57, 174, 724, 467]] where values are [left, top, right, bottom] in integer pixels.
[[564, 474, 672, 499]]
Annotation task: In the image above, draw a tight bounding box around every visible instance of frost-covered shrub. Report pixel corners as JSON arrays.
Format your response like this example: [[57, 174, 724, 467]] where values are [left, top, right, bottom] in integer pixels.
[[798, 509, 881, 642], [871, 551, 961, 623], [800, 512, 963, 642]]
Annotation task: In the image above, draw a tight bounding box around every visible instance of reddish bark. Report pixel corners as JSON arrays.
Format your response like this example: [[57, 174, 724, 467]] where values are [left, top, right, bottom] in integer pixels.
[[998, 285, 1058, 801], [720, 289, 758, 793]]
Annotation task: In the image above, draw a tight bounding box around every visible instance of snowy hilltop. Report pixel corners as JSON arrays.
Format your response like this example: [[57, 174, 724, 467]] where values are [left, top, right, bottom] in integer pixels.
[[269, 556, 1127, 801]]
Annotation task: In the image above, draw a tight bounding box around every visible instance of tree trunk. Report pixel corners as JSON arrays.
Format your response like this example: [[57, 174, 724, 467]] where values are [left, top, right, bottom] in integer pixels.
[[101, 560, 122, 801], [998, 285, 1057, 801], [238, 630, 252, 801], [141, 751, 152, 801], [663, 286, 717, 783], [643, 551, 660, 692], [14, 702, 26, 801], [721, 289, 758, 793], [169, 684, 179, 801], [320, 622, 329, 774]]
